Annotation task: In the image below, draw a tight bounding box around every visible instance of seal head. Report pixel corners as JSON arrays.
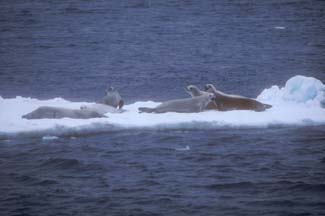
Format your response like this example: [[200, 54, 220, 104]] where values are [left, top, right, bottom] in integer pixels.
[[186, 85, 208, 97]]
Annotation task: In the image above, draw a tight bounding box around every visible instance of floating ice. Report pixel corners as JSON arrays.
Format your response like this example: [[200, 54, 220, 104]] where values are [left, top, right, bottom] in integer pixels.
[[0, 75, 324, 138], [257, 75, 325, 106]]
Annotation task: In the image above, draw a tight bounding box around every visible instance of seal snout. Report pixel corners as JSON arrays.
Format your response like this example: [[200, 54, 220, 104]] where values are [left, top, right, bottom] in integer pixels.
[[186, 85, 194, 91], [106, 86, 115, 92], [185, 85, 196, 95], [205, 84, 215, 92]]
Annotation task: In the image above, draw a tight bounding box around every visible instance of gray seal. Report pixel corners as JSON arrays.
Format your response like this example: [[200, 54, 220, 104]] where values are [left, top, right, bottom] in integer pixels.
[[186, 85, 209, 97], [186, 85, 218, 110], [80, 103, 124, 114], [204, 84, 272, 112], [100, 86, 124, 109], [138, 93, 216, 113], [22, 106, 106, 119]]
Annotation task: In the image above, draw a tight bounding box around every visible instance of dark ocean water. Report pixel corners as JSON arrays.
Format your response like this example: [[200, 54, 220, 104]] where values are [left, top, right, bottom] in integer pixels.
[[1, 0, 325, 215]]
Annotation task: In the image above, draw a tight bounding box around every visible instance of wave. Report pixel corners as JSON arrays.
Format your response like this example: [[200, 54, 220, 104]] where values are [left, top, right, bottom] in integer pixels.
[[0, 75, 324, 138]]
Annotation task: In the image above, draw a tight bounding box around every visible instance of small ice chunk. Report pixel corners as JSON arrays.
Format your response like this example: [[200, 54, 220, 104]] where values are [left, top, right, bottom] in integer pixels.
[[175, 145, 190, 151], [42, 135, 59, 140]]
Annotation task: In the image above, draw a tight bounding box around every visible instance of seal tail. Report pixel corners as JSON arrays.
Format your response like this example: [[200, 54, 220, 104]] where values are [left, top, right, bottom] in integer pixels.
[[263, 103, 272, 109], [138, 107, 155, 113], [22, 114, 30, 119], [255, 103, 273, 112]]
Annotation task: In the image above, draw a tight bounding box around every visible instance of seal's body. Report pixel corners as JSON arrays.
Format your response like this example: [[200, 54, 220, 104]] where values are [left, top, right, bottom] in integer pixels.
[[22, 106, 106, 119], [138, 94, 215, 113], [205, 84, 272, 112], [80, 103, 124, 114]]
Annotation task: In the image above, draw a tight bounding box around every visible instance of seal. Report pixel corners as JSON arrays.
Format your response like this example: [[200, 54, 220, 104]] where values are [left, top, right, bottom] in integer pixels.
[[80, 103, 124, 114], [186, 85, 208, 97], [100, 86, 124, 109], [22, 106, 106, 119], [186, 85, 218, 110], [138, 93, 216, 113], [204, 84, 272, 112]]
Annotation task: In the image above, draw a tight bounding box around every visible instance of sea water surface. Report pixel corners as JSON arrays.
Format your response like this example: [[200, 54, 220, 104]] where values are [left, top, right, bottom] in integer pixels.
[[1, 1, 325, 215]]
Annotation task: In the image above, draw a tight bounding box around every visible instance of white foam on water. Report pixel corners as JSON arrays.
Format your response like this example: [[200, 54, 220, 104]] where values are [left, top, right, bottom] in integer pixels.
[[0, 75, 324, 138], [274, 26, 286, 30], [175, 145, 191, 151], [42, 135, 59, 140]]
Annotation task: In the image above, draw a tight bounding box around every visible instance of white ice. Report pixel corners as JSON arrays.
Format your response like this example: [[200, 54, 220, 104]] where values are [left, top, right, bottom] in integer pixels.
[[0, 75, 324, 137]]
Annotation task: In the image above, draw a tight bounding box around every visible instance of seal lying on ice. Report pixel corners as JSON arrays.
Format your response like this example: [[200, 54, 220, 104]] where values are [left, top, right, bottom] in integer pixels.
[[80, 103, 124, 114], [22, 86, 125, 119], [138, 93, 216, 113], [204, 84, 272, 112], [22, 106, 106, 119]]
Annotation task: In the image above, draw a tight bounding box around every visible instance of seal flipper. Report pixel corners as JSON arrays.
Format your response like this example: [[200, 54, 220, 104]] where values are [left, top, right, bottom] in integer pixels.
[[22, 113, 31, 119], [138, 107, 155, 113], [255, 103, 273, 112], [205, 101, 218, 110], [118, 100, 124, 109]]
